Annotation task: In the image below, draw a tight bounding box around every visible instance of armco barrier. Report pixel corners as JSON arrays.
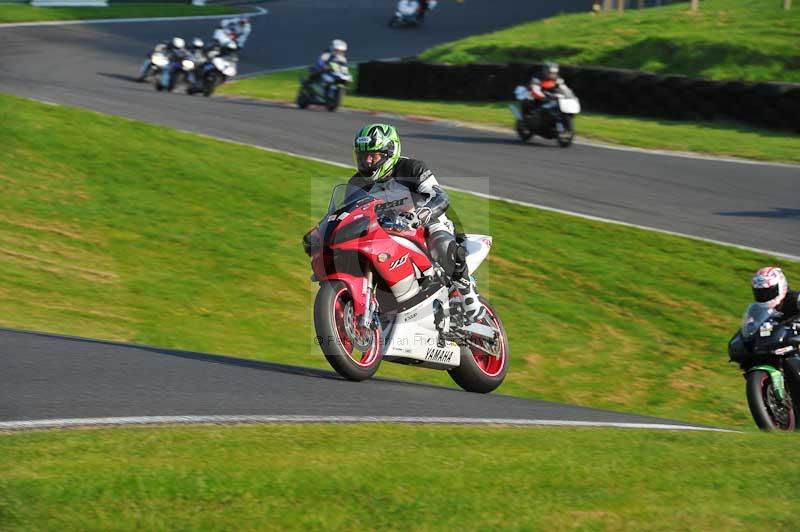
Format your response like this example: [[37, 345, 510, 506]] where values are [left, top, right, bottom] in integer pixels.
[[356, 61, 800, 132]]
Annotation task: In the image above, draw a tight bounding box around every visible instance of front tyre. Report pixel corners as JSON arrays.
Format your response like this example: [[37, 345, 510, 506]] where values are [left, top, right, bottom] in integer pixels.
[[326, 88, 342, 112], [449, 296, 509, 393], [314, 281, 382, 381], [746, 370, 796, 431], [557, 115, 574, 148]]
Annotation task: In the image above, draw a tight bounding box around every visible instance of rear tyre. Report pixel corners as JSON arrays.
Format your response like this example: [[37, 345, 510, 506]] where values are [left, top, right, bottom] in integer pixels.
[[448, 296, 509, 393], [746, 370, 796, 431], [314, 281, 382, 381], [515, 120, 533, 143], [296, 90, 310, 109]]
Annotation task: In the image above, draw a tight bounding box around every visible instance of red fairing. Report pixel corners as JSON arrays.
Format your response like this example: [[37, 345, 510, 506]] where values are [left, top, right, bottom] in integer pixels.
[[307, 197, 433, 317]]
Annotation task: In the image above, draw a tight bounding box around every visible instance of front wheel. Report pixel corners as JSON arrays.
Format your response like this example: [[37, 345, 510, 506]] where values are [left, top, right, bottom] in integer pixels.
[[326, 88, 342, 111], [449, 296, 509, 393], [314, 281, 382, 381], [557, 115, 574, 148], [203, 72, 221, 97], [746, 370, 796, 431]]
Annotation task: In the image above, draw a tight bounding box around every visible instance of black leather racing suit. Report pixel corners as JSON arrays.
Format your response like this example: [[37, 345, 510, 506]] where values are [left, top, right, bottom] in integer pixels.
[[347, 157, 461, 279]]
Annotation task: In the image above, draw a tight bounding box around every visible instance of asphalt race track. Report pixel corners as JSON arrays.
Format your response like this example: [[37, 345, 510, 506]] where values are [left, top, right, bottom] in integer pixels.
[[0, 1, 794, 429], [0, 328, 726, 430]]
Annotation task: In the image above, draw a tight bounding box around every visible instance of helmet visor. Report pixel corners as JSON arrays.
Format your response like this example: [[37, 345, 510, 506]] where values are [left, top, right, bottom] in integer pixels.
[[355, 151, 388, 177], [753, 285, 780, 303]]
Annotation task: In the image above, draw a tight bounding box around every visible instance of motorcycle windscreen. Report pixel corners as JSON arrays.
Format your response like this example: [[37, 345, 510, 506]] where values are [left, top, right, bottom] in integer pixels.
[[741, 302, 773, 339]]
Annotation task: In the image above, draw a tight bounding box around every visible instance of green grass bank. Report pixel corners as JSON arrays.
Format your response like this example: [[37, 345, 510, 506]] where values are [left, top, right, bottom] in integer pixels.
[[0, 3, 241, 23], [421, 0, 800, 83], [221, 69, 800, 164], [1, 92, 797, 428], [1, 424, 798, 530]]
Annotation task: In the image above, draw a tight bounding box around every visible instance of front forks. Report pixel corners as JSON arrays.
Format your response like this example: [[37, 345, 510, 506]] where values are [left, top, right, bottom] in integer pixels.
[[360, 270, 375, 329]]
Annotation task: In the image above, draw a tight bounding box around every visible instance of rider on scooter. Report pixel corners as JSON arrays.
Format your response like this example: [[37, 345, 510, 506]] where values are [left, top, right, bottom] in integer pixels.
[[306, 39, 348, 86], [347, 123, 485, 323], [514, 62, 570, 116]]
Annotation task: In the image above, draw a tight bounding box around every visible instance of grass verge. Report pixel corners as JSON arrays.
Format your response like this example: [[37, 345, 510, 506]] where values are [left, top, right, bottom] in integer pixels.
[[1, 91, 798, 429], [421, 0, 800, 83], [221, 68, 800, 164], [1, 424, 799, 530], [0, 3, 241, 23]]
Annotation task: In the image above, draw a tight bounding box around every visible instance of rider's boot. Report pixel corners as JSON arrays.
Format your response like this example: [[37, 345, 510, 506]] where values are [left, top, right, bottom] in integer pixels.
[[451, 244, 485, 324]]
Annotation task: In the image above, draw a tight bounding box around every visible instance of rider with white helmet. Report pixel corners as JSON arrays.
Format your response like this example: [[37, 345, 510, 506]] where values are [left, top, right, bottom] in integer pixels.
[[752, 267, 799, 316], [306, 39, 349, 86]]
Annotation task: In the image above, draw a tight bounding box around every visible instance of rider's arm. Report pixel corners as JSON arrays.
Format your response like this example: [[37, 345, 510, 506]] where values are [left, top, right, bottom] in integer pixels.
[[399, 160, 449, 223]]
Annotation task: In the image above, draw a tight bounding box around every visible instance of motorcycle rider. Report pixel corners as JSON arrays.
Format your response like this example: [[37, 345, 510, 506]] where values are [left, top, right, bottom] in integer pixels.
[[214, 17, 251, 49], [514, 62, 570, 117], [347, 123, 485, 323], [305, 39, 349, 87], [752, 267, 800, 318], [189, 37, 206, 62]]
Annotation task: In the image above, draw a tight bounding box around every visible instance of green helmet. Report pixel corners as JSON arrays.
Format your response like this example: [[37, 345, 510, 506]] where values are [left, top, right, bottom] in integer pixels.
[[353, 123, 401, 181]]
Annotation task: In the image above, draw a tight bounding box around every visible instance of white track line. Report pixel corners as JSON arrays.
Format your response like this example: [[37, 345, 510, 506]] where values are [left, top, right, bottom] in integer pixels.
[[0, 5, 267, 29], [0, 415, 735, 432], [180, 128, 800, 262]]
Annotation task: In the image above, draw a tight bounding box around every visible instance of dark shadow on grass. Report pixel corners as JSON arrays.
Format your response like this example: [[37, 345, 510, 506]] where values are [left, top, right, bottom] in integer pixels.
[[716, 208, 800, 220]]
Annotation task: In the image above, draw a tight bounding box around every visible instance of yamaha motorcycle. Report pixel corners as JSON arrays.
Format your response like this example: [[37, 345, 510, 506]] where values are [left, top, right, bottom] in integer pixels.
[[511, 87, 581, 147], [728, 302, 800, 431], [303, 184, 509, 392], [296, 63, 353, 112]]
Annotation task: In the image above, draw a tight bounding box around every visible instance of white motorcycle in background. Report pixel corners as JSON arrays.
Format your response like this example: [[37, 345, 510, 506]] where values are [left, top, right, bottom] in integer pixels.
[[511, 86, 581, 147], [389, 0, 437, 27]]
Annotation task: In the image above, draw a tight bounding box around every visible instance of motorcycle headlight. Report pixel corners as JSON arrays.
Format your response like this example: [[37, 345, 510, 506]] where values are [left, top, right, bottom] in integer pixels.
[[152, 54, 168, 67], [182, 59, 195, 70], [332, 218, 369, 244]]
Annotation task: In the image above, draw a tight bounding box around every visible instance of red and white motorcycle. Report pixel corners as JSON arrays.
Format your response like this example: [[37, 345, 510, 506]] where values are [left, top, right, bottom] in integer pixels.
[[303, 183, 509, 393]]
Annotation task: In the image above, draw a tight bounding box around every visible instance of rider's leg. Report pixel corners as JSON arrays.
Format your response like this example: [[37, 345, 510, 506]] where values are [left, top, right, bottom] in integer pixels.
[[426, 220, 485, 323]]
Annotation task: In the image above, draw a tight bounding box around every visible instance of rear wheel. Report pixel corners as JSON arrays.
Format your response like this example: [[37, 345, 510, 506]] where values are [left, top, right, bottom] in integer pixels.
[[449, 296, 509, 393], [746, 370, 795, 431], [515, 119, 533, 143], [314, 281, 382, 381], [296, 89, 310, 109]]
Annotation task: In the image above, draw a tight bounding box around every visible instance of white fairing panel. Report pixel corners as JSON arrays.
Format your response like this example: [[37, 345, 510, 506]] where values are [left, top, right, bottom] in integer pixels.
[[397, 0, 419, 15], [463, 234, 492, 273], [559, 97, 581, 114], [381, 288, 460, 368]]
